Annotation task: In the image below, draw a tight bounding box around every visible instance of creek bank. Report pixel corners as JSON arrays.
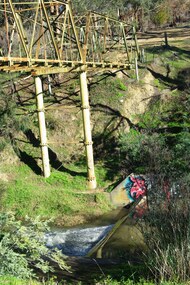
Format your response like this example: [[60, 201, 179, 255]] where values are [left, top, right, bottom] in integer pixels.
[[41, 256, 146, 284]]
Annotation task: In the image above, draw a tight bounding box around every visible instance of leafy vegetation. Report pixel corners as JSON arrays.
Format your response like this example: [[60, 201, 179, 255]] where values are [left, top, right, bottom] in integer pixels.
[[0, 3, 190, 283], [72, 0, 190, 30], [95, 278, 190, 285], [0, 212, 69, 280], [1, 276, 190, 285], [143, 200, 190, 282], [0, 276, 55, 285], [118, 87, 190, 173]]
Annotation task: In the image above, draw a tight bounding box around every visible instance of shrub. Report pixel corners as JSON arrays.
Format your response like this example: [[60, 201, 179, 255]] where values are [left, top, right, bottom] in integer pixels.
[[142, 187, 190, 282], [118, 130, 172, 175], [152, 3, 171, 26], [0, 89, 31, 143], [0, 212, 69, 279]]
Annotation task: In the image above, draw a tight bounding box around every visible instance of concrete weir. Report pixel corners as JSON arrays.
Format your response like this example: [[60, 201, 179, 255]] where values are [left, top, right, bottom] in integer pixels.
[[86, 198, 142, 258]]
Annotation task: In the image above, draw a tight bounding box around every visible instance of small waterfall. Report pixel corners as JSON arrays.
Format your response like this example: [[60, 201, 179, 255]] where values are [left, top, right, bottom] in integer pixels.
[[45, 225, 113, 256]]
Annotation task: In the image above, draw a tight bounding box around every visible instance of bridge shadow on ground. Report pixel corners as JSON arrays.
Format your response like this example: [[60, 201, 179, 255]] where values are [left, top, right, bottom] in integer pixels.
[[168, 45, 190, 57], [146, 66, 190, 91], [91, 103, 140, 181], [144, 45, 190, 72], [10, 135, 42, 175], [147, 63, 190, 91], [12, 130, 86, 177], [147, 67, 182, 89], [17, 149, 42, 175]]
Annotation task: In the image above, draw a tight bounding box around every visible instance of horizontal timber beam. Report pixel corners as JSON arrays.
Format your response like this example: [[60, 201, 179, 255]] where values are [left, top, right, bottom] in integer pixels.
[[31, 65, 87, 76], [0, 60, 132, 75]]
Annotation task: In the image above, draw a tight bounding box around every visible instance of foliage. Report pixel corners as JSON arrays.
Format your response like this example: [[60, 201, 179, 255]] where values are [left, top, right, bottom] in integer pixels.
[[0, 212, 69, 279], [72, 0, 190, 30], [94, 276, 190, 285], [117, 87, 190, 174], [114, 79, 128, 91], [151, 3, 171, 26], [118, 130, 172, 175], [120, 90, 190, 283], [1, 277, 190, 285], [142, 191, 190, 282], [90, 76, 127, 108], [72, 0, 124, 16], [0, 276, 61, 285]]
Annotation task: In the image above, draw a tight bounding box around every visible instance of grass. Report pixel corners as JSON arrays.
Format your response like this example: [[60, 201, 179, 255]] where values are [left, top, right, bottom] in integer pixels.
[[90, 76, 128, 109], [96, 278, 190, 285], [0, 161, 113, 226], [144, 41, 190, 76], [0, 276, 59, 285], [0, 276, 190, 285]]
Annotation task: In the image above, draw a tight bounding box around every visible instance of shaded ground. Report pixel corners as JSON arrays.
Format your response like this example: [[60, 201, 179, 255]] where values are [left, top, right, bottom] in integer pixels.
[[137, 25, 190, 47], [43, 256, 145, 284]]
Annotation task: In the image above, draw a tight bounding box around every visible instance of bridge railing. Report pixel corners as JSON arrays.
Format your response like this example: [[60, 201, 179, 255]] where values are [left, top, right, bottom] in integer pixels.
[[74, 11, 139, 65], [0, 0, 139, 71]]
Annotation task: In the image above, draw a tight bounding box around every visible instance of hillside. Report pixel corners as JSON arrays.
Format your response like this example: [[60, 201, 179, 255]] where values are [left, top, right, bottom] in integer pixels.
[[0, 25, 190, 226]]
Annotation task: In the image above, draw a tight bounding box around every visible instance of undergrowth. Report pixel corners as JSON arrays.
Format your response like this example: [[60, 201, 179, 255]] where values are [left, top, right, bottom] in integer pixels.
[[0, 212, 69, 280], [0, 276, 190, 285]]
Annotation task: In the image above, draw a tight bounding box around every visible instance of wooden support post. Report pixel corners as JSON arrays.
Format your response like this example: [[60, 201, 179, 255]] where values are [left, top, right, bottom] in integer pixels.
[[79, 71, 97, 190], [135, 57, 139, 82], [47, 75, 53, 95], [141, 48, 145, 63], [133, 25, 140, 59], [34, 76, 50, 178], [121, 23, 131, 63], [164, 32, 169, 47]]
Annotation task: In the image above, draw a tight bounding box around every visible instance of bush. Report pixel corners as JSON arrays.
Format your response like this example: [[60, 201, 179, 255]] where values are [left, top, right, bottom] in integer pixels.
[[142, 188, 190, 282], [0, 212, 69, 279], [118, 130, 172, 175], [152, 3, 171, 26]]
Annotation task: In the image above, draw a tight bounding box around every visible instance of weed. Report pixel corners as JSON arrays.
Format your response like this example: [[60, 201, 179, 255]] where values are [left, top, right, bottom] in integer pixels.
[[114, 78, 128, 91]]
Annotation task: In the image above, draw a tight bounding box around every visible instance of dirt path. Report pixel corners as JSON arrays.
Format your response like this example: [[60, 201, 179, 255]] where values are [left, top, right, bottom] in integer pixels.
[[137, 25, 190, 47]]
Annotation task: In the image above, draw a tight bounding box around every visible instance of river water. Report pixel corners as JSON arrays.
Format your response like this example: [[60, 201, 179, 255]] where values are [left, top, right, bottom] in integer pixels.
[[45, 207, 146, 258], [45, 225, 113, 256]]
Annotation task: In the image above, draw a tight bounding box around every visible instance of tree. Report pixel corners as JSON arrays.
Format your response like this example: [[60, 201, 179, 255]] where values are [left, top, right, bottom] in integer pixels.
[[72, 0, 124, 16]]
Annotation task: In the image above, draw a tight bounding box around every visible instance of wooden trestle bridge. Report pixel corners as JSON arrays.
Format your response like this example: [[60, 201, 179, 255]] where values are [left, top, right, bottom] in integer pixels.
[[0, 0, 139, 189]]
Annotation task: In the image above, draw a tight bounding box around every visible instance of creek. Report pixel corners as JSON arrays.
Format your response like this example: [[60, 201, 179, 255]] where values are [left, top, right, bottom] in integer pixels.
[[43, 207, 146, 283], [45, 207, 146, 259], [45, 224, 113, 256]]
